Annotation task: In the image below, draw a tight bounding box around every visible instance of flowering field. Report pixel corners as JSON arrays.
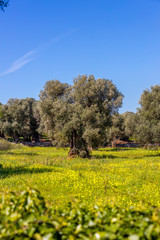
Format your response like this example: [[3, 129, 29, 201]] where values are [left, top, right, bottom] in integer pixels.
[[0, 146, 160, 210]]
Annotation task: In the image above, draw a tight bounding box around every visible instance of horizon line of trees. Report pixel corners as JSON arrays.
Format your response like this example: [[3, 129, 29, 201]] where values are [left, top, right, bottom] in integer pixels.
[[0, 75, 160, 156]]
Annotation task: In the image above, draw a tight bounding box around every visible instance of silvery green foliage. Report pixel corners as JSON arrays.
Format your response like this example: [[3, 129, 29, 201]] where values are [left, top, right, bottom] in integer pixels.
[[0, 98, 40, 142], [105, 112, 138, 146], [38, 80, 70, 141], [0, 103, 3, 137], [39, 75, 123, 156], [105, 113, 125, 145], [0, 139, 13, 150], [134, 85, 160, 145], [122, 111, 137, 138]]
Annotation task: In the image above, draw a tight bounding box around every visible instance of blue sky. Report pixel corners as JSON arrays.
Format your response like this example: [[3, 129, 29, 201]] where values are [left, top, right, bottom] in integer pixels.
[[0, 0, 160, 113]]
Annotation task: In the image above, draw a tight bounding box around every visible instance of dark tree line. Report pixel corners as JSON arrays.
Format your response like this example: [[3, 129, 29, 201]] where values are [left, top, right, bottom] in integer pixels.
[[0, 75, 160, 156]]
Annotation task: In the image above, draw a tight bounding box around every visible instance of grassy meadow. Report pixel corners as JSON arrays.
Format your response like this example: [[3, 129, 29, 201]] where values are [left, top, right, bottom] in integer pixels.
[[0, 146, 160, 210]]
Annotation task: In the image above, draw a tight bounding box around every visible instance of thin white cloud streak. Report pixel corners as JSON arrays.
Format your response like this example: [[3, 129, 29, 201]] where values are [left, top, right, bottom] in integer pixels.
[[37, 29, 75, 51], [0, 29, 75, 77], [0, 50, 35, 77]]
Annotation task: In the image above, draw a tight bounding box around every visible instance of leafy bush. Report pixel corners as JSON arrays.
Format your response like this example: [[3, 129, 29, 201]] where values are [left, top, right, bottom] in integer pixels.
[[1, 189, 160, 239], [0, 139, 15, 151]]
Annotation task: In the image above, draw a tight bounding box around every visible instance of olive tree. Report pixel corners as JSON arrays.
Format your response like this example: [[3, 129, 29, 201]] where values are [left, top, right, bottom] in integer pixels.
[[134, 85, 160, 145], [105, 111, 137, 147], [39, 75, 123, 157], [1, 98, 40, 142], [122, 111, 137, 140], [0, 103, 4, 138], [105, 114, 125, 147]]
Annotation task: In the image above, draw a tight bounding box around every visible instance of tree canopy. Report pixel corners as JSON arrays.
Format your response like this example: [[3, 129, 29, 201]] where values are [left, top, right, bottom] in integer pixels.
[[122, 111, 137, 139], [105, 113, 125, 147], [133, 85, 160, 145], [0, 98, 40, 142], [39, 75, 123, 157], [0, 78, 160, 150]]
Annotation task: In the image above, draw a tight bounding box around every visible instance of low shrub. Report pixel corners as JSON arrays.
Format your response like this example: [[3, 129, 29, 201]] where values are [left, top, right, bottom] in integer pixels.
[[0, 139, 15, 151], [0, 188, 160, 239]]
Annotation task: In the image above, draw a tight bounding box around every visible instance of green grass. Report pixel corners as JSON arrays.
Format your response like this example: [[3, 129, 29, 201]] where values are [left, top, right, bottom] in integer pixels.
[[0, 146, 160, 210]]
